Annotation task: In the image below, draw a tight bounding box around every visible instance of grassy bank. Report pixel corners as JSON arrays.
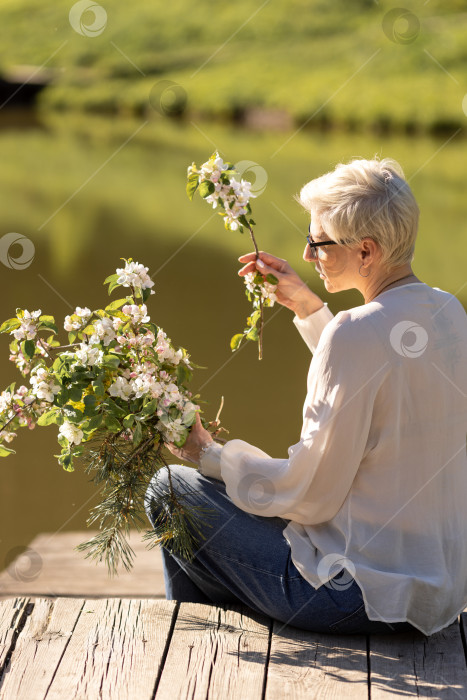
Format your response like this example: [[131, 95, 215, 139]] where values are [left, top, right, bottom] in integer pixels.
[[0, 0, 466, 133]]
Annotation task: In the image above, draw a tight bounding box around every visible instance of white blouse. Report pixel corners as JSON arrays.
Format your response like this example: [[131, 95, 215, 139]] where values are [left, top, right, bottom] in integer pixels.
[[199, 283, 467, 635]]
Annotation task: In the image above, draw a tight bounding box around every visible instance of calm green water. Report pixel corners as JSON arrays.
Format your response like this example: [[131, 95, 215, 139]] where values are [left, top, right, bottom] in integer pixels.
[[0, 111, 465, 579]]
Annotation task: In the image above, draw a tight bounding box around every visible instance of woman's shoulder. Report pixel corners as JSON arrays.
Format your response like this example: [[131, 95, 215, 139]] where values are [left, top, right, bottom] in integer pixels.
[[323, 283, 466, 343]]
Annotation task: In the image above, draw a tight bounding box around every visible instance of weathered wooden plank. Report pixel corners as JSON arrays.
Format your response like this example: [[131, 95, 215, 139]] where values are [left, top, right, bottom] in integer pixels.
[[155, 602, 271, 700], [46, 598, 177, 700], [0, 597, 84, 700], [0, 597, 30, 672], [265, 620, 368, 699], [370, 621, 467, 698], [0, 531, 165, 599]]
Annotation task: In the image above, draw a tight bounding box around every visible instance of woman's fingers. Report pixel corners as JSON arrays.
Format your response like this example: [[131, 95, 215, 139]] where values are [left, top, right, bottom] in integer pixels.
[[238, 251, 287, 267], [238, 262, 257, 276]]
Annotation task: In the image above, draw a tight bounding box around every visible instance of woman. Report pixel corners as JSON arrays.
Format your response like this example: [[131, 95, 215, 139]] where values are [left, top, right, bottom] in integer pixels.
[[145, 156, 467, 636]]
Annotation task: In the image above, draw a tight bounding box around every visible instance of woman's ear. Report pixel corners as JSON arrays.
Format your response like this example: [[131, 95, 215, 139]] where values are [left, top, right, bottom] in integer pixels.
[[360, 237, 380, 262]]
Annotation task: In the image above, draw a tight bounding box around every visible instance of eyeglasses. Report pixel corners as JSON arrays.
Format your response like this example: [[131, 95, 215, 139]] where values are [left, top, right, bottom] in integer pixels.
[[306, 224, 338, 260]]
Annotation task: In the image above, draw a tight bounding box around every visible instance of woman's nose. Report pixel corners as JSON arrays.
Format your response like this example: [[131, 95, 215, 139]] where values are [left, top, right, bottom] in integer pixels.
[[303, 244, 315, 263]]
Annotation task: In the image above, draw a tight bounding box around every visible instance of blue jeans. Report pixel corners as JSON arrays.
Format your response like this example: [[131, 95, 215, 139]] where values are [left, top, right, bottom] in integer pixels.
[[144, 465, 419, 635]]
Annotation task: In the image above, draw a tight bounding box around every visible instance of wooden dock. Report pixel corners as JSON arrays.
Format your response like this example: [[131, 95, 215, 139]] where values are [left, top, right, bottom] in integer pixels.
[[0, 532, 467, 698]]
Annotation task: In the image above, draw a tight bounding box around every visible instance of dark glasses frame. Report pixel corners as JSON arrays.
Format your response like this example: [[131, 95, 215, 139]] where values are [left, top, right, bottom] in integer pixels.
[[306, 224, 338, 258]]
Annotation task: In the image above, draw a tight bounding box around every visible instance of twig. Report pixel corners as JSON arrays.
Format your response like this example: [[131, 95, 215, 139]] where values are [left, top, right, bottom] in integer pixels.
[[246, 224, 264, 360], [214, 396, 224, 425]]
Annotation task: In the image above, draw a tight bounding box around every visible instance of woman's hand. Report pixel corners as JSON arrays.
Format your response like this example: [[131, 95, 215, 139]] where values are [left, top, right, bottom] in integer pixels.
[[166, 413, 213, 465], [238, 251, 324, 319]]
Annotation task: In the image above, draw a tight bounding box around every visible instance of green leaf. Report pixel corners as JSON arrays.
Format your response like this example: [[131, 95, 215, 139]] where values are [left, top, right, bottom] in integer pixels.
[[103, 398, 126, 418], [246, 327, 259, 341], [247, 310, 261, 327], [0, 444, 16, 457], [104, 272, 119, 285], [198, 180, 215, 198], [63, 405, 84, 423], [230, 334, 244, 351], [104, 273, 121, 296], [68, 385, 83, 402], [105, 298, 130, 313], [60, 453, 74, 472], [38, 315, 58, 333], [266, 273, 279, 285], [183, 409, 197, 427], [142, 399, 159, 416], [123, 414, 135, 428], [104, 414, 121, 432], [83, 395, 97, 416], [92, 377, 105, 397], [57, 434, 68, 449], [176, 364, 192, 386], [37, 409, 60, 426], [85, 414, 103, 431], [132, 420, 143, 445], [173, 429, 189, 448], [0, 318, 21, 334], [186, 175, 199, 201], [249, 218, 256, 226], [55, 389, 69, 407], [22, 340, 35, 359], [102, 354, 120, 369], [67, 331, 77, 344], [141, 287, 152, 304]]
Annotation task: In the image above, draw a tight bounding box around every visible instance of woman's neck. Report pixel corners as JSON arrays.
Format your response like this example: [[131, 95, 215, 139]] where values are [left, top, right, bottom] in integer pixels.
[[363, 267, 420, 304]]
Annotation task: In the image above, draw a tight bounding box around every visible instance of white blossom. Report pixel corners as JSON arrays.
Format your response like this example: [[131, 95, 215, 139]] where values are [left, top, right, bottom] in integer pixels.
[[29, 367, 61, 403], [157, 415, 186, 442], [116, 261, 155, 294], [108, 377, 133, 401], [59, 421, 83, 445], [0, 429, 16, 443], [74, 343, 104, 367], [181, 401, 199, 425], [89, 317, 116, 346], [12, 309, 41, 341], [163, 382, 182, 404], [243, 273, 277, 306], [122, 304, 150, 325], [64, 307, 92, 332], [0, 391, 13, 413]]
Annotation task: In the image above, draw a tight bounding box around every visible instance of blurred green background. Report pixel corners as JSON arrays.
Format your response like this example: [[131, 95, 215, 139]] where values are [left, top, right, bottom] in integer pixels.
[[0, 0, 466, 582]]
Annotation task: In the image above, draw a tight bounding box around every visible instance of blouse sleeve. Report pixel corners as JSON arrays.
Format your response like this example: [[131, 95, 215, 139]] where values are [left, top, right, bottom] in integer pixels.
[[293, 303, 335, 353], [218, 314, 389, 523]]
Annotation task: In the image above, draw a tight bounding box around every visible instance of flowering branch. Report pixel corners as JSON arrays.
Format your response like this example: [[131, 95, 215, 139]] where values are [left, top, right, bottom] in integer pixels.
[[0, 257, 224, 574], [186, 151, 277, 360]]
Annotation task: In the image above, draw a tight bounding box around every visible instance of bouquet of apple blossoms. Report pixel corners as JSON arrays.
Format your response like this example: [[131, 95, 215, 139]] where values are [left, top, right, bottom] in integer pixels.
[[187, 151, 278, 360], [0, 258, 221, 575]]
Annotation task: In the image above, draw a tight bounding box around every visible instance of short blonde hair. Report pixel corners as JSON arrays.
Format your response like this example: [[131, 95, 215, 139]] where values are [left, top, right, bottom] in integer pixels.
[[296, 156, 419, 269]]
